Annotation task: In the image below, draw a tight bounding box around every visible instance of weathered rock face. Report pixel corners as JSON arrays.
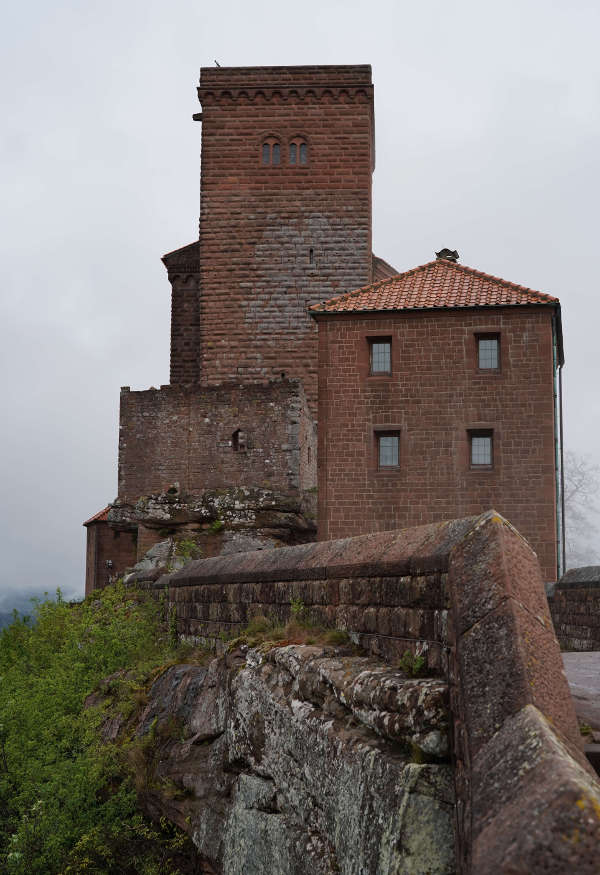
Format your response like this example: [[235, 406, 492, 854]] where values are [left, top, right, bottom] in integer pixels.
[[110, 486, 316, 537], [109, 486, 318, 584], [135, 645, 455, 874]]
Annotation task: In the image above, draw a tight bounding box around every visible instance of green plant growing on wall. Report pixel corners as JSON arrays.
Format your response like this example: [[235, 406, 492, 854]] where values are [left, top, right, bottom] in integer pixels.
[[398, 649, 426, 678], [174, 538, 203, 562], [290, 597, 307, 624], [168, 605, 179, 650], [207, 519, 225, 535]]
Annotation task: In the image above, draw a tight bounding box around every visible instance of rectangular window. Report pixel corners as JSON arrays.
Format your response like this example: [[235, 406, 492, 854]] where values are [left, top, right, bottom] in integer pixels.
[[470, 431, 493, 467], [477, 335, 500, 369], [378, 433, 400, 468], [370, 339, 392, 374]]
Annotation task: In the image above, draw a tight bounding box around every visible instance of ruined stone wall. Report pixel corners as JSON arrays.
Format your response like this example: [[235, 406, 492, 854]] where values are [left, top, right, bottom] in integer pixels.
[[118, 379, 315, 503], [195, 65, 374, 413], [550, 566, 600, 650], [150, 512, 600, 873], [315, 306, 559, 580]]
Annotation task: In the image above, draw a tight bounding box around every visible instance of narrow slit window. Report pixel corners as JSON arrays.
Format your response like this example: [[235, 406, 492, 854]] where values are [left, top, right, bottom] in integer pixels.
[[299, 142, 308, 164], [477, 335, 500, 369], [369, 339, 392, 374], [232, 429, 247, 452], [272, 143, 280, 165], [262, 143, 270, 165], [378, 433, 400, 468], [289, 142, 297, 164]]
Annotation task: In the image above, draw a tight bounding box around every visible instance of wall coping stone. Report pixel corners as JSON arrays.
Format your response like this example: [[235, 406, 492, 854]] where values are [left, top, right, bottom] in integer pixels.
[[559, 566, 600, 587], [152, 515, 480, 587]]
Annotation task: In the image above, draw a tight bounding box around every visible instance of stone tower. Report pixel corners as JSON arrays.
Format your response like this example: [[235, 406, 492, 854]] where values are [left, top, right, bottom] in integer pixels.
[[164, 65, 377, 411], [84, 65, 389, 592]]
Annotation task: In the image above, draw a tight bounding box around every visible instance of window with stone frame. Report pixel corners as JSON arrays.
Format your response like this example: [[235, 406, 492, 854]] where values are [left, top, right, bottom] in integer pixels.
[[289, 137, 308, 166], [476, 334, 500, 370], [377, 432, 400, 468], [369, 338, 392, 375], [469, 430, 493, 467], [261, 137, 281, 166]]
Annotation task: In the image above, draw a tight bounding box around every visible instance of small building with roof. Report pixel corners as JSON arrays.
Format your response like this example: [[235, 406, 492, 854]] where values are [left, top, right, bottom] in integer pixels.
[[310, 250, 564, 581]]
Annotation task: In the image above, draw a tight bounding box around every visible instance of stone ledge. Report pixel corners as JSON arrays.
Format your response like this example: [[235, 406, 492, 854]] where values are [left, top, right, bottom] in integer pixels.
[[153, 515, 480, 587]]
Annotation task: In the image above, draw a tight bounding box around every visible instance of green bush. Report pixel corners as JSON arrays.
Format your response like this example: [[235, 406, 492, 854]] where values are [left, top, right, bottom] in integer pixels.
[[0, 583, 197, 873], [398, 649, 426, 677], [174, 539, 202, 562]]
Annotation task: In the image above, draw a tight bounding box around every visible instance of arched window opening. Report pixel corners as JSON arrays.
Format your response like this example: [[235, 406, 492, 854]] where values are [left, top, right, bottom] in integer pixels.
[[289, 137, 308, 165], [232, 428, 247, 452], [261, 138, 281, 166]]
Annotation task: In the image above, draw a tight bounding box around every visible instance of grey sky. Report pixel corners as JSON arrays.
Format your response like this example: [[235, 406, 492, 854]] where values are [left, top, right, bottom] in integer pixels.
[[1, 0, 599, 607]]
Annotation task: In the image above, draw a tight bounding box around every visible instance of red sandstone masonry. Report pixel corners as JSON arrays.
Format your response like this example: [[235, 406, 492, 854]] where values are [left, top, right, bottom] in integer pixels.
[[162, 242, 201, 385], [150, 511, 599, 873], [314, 306, 559, 580], [550, 568, 600, 650], [84, 521, 137, 596], [194, 65, 374, 413], [118, 380, 315, 502]]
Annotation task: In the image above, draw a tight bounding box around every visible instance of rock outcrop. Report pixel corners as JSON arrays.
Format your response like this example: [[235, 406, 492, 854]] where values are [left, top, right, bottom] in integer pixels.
[[131, 644, 455, 874], [108, 486, 318, 584]]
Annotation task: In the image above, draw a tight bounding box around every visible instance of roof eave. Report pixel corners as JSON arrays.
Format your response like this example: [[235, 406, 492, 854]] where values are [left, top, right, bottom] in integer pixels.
[[310, 301, 559, 317]]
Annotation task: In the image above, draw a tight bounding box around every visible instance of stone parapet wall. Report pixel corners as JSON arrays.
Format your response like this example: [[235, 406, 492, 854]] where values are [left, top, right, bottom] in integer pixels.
[[550, 566, 600, 650], [168, 572, 449, 670], [152, 516, 478, 670], [152, 511, 600, 873]]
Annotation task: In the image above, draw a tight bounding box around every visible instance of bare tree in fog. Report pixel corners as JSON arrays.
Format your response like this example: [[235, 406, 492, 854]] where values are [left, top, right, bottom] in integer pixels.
[[564, 450, 600, 569]]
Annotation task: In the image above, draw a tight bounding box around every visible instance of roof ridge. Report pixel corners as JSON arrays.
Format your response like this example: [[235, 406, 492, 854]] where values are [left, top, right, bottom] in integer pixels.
[[440, 259, 555, 300], [310, 261, 438, 311], [310, 258, 559, 314]]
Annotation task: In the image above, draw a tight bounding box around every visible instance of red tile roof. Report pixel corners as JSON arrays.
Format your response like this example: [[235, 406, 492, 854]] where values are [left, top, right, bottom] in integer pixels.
[[83, 506, 111, 527], [311, 259, 560, 314]]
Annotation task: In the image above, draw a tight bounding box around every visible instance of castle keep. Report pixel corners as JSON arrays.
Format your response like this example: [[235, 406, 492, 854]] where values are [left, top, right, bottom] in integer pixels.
[[84, 64, 564, 591]]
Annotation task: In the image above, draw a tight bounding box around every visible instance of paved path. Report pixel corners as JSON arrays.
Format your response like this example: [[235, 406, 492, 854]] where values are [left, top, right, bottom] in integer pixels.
[[563, 652, 600, 731]]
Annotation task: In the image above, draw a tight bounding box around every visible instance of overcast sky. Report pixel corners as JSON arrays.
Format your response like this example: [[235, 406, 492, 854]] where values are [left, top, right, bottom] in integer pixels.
[[1, 0, 599, 607]]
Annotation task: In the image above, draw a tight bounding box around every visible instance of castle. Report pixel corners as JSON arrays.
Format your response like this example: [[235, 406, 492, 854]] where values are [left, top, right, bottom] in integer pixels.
[[84, 64, 564, 591]]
